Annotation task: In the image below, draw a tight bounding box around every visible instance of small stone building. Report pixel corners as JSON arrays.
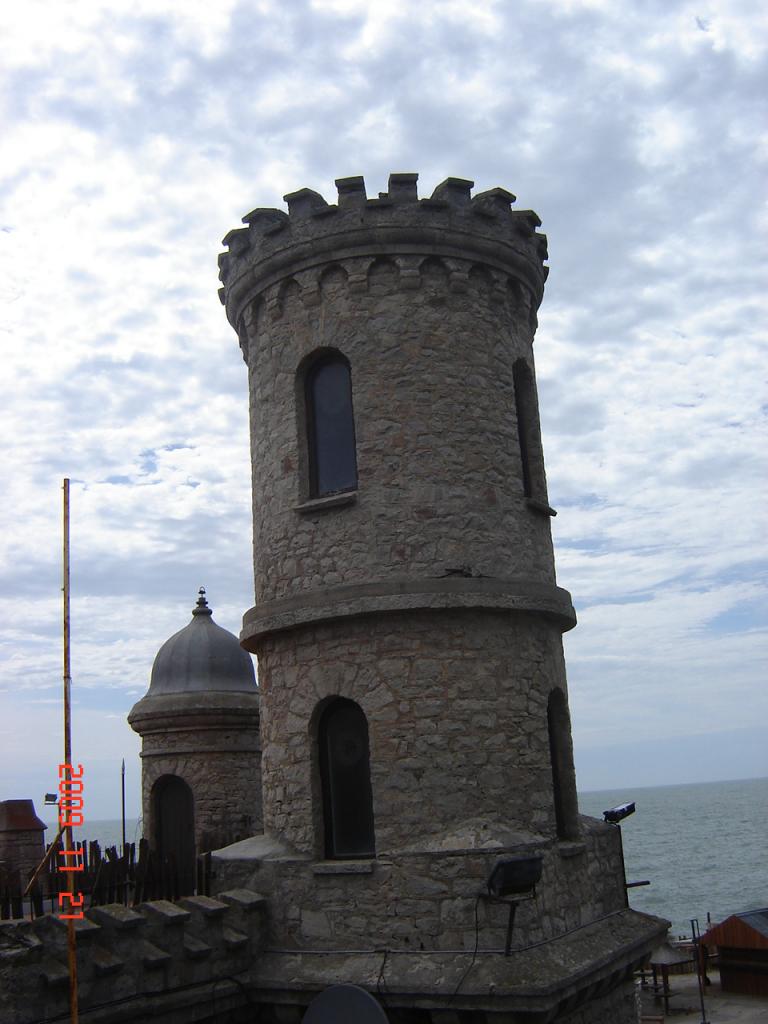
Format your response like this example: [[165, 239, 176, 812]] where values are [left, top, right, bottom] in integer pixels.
[[0, 799, 46, 882], [211, 172, 668, 1022], [128, 589, 262, 893]]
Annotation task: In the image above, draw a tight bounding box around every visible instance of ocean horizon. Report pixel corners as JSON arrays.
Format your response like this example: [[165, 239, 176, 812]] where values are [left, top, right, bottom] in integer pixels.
[[44, 775, 767, 939]]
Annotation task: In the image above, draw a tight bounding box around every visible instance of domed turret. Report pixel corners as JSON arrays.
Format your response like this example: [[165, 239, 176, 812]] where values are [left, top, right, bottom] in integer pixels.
[[148, 589, 256, 695], [129, 589, 262, 891]]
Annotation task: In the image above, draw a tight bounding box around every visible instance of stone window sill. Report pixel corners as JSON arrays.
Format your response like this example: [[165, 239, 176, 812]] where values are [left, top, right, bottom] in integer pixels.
[[313, 860, 374, 876], [526, 497, 557, 517], [294, 491, 357, 514]]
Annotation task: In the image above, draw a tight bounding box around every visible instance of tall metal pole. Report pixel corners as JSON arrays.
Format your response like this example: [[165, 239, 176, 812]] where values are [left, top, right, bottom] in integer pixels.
[[63, 479, 79, 1023], [121, 758, 127, 904], [121, 759, 126, 853], [691, 918, 709, 1024]]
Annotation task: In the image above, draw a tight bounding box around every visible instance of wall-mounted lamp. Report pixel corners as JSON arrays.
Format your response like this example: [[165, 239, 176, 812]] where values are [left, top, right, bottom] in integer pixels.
[[487, 854, 543, 898], [486, 854, 543, 955]]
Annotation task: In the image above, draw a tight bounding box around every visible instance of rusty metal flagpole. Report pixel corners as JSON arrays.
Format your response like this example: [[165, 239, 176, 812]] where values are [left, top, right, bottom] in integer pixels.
[[121, 759, 126, 853], [63, 478, 79, 1023]]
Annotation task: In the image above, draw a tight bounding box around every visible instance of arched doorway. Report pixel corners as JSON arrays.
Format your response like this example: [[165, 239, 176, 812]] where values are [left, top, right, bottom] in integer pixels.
[[151, 774, 196, 896]]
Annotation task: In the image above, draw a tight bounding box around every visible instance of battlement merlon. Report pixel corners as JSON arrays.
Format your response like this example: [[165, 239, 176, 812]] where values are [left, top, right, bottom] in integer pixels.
[[217, 172, 549, 332]]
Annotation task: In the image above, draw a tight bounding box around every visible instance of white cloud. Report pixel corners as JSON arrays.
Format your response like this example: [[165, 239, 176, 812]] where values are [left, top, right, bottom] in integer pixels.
[[0, 0, 766, 814], [635, 106, 695, 169]]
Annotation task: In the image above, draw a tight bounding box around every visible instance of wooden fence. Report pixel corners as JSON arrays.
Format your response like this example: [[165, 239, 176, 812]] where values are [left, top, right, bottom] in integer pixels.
[[0, 838, 212, 920]]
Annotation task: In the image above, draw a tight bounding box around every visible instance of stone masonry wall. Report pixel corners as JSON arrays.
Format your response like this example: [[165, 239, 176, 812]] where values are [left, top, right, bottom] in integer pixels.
[[130, 691, 263, 856], [213, 815, 628, 954], [557, 977, 639, 1024], [0, 890, 265, 1024], [240, 247, 558, 612], [141, 733, 262, 854], [257, 608, 576, 854], [0, 830, 47, 883]]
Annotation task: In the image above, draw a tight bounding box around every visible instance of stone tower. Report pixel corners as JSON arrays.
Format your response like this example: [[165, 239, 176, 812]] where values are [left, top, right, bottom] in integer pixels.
[[216, 174, 665, 1022], [128, 589, 262, 893]]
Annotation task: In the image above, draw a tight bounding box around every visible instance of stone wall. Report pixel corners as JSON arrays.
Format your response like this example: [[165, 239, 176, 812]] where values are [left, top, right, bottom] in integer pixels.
[[257, 609, 577, 856], [0, 890, 265, 1024], [141, 741, 262, 853], [558, 978, 639, 1024], [0, 893, 663, 1024], [130, 692, 262, 854], [0, 829, 46, 884], [236, 234, 559, 616], [0, 884, 658, 1024], [218, 176, 560, 652], [213, 815, 627, 953]]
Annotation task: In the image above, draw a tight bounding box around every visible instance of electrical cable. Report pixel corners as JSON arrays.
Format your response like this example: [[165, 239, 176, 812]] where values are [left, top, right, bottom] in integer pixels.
[[375, 946, 390, 1012], [212, 974, 256, 1023], [447, 893, 482, 1004]]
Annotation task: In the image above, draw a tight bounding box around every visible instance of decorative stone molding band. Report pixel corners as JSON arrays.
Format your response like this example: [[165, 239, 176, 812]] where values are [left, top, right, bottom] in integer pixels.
[[128, 692, 260, 735], [223, 227, 546, 333], [241, 576, 576, 649]]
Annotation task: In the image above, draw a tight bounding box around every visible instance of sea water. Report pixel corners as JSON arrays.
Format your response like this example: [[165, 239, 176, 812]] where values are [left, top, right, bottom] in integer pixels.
[[579, 776, 767, 937], [73, 777, 767, 939]]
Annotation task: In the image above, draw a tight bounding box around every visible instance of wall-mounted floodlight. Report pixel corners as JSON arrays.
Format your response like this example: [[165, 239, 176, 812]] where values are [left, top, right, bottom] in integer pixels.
[[487, 854, 543, 898], [603, 802, 635, 824], [486, 854, 544, 955]]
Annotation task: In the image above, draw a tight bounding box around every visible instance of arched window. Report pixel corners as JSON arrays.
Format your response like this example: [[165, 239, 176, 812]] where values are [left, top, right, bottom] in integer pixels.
[[319, 699, 375, 858], [513, 358, 544, 501], [151, 774, 196, 896], [547, 689, 580, 841], [305, 354, 357, 498]]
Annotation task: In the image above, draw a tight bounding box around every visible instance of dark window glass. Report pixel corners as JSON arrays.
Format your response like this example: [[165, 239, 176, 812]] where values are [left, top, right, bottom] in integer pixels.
[[547, 689, 579, 841], [306, 357, 357, 497], [319, 699, 375, 858], [548, 696, 566, 839], [513, 360, 534, 498]]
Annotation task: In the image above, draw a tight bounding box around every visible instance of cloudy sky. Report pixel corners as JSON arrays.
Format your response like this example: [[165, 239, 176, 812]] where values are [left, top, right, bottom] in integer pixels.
[[1, 0, 766, 823]]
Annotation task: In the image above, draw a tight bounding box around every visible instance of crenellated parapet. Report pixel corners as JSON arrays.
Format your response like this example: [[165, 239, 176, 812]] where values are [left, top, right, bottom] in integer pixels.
[[0, 889, 265, 1024], [218, 173, 549, 344]]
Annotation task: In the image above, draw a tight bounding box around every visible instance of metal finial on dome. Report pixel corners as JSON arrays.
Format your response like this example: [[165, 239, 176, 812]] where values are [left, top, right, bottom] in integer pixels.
[[193, 587, 213, 616]]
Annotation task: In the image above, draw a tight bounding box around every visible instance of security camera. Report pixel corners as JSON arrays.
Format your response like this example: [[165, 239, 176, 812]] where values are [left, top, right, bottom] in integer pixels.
[[603, 801, 635, 824]]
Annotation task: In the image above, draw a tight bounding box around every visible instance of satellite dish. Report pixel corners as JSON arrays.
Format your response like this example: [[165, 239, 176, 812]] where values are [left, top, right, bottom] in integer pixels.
[[302, 984, 389, 1023]]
